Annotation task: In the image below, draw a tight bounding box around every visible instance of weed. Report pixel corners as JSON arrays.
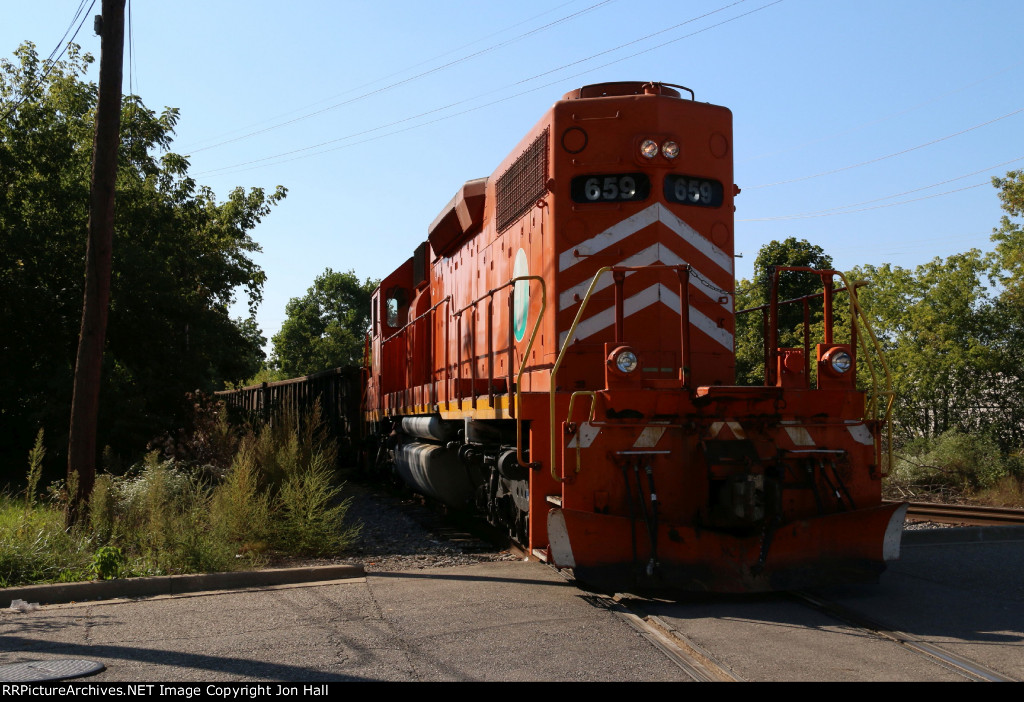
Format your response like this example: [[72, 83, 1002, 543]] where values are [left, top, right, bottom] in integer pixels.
[[276, 449, 360, 556], [92, 545, 125, 579], [0, 405, 361, 588], [24, 429, 44, 510], [211, 442, 272, 552]]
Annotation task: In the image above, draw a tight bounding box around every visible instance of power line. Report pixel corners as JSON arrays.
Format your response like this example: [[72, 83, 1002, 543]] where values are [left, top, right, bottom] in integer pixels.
[[45, 0, 91, 64], [180, 0, 593, 151], [739, 155, 1024, 221], [742, 182, 988, 222], [184, 0, 618, 155], [127, 0, 137, 96], [749, 107, 1024, 189], [195, 0, 783, 178], [0, 0, 97, 123], [739, 59, 1024, 165]]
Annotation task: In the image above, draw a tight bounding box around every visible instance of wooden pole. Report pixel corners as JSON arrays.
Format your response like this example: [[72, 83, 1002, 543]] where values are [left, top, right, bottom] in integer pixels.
[[67, 0, 125, 525]]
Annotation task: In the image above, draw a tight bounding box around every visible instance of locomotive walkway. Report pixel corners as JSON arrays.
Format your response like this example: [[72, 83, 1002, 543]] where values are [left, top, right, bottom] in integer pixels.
[[2, 526, 1022, 682]]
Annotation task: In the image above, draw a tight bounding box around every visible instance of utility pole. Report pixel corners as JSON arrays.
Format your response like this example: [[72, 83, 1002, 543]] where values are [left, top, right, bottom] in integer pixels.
[[67, 0, 125, 525]]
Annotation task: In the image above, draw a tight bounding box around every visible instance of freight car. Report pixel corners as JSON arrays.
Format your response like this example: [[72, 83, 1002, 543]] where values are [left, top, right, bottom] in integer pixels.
[[363, 81, 905, 593]]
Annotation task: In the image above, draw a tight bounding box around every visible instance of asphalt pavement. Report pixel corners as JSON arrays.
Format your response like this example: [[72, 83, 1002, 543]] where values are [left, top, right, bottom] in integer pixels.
[[0, 561, 694, 682], [2, 526, 1022, 683]]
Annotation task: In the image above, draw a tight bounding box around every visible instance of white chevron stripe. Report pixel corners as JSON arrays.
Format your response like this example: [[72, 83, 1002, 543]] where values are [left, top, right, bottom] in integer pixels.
[[846, 422, 875, 446], [633, 426, 666, 448], [558, 243, 733, 312], [785, 426, 816, 447], [566, 421, 601, 449], [558, 205, 660, 272], [558, 283, 733, 351], [727, 421, 746, 439], [558, 202, 732, 275]]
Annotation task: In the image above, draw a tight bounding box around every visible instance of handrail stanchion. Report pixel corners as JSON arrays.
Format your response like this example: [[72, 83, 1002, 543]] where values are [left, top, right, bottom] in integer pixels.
[[823, 272, 834, 346], [613, 270, 625, 343], [677, 266, 691, 388]]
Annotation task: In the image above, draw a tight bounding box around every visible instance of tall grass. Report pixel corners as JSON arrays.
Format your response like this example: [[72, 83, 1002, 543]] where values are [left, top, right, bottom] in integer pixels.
[[0, 406, 361, 589]]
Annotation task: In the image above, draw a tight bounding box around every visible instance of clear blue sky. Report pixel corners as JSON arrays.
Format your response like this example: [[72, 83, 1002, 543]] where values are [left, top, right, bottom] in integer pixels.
[[5, 1, 1023, 351]]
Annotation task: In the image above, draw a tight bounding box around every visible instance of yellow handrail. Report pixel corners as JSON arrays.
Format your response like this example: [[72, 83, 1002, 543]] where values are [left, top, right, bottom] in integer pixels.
[[566, 390, 598, 477], [511, 275, 546, 470], [835, 272, 896, 474], [548, 266, 614, 481]]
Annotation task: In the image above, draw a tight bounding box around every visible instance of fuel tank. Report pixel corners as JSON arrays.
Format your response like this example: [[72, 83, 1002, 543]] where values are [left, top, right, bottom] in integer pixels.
[[392, 440, 482, 509]]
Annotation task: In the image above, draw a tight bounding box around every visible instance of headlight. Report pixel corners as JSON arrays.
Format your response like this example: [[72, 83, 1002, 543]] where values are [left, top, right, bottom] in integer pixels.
[[661, 141, 679, 159], [640, 139, 659, 159], [828, 349, 853, 374], [611, 347, 639, 374]]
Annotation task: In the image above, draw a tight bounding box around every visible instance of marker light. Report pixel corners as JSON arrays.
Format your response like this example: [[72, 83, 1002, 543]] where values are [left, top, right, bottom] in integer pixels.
[[640, 139, 659, 159]]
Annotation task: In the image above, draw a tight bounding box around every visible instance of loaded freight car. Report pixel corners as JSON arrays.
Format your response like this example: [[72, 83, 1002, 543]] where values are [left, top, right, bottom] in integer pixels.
[[363, 81, 904, 593]]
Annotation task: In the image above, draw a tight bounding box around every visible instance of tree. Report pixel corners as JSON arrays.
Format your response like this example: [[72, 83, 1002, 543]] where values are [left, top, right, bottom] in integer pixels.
[[991, 170, 1024, 306], [986, 171, 1024, 449], [0, 42, 284, 478], [734, 237, 834, 384], [853, 252, 997, 443], [271, 269, 377, 377]]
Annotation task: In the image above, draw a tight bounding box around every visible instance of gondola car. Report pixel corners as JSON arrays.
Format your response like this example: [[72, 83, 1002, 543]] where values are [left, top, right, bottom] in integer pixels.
[[363, 81, 905, 593]]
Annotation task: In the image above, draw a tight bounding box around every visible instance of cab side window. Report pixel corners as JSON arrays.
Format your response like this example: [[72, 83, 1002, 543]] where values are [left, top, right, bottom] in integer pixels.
[[385, 287, 406, 328]]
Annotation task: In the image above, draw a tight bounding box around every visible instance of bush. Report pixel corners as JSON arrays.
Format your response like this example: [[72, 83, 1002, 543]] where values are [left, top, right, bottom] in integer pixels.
[[276, 448, 360, 556], [889, 430, 1017, 499], [211, 441, 273, 555], [86, 455, 237, 576], [0, 407, 360, 588]]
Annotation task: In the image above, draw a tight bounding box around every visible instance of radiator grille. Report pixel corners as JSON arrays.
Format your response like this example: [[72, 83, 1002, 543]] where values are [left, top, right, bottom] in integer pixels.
[[496, 128, 548, 233]]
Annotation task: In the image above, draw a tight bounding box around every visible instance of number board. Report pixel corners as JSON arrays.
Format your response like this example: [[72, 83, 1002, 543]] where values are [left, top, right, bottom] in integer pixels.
[[571, 173, 651, 203], [664, 175, 723, 207]]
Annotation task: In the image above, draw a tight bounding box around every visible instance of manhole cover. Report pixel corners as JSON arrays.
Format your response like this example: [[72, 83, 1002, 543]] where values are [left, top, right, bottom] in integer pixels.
[[0, 659, 105, 682]]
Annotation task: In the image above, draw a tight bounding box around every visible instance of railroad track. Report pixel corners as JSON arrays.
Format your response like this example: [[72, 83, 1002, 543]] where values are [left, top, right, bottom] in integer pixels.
[[792, 592, 1017, 682], [903, 501, 1024, 526], [577, 585, 1018, 682]]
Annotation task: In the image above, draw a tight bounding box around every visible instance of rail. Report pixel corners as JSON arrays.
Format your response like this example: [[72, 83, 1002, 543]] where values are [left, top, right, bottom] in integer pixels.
[[903, 501, 1024, 527]]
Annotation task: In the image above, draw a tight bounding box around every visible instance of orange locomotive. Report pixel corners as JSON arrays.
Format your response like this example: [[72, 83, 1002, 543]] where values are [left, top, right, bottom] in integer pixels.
[[364, 81, 905, 593]]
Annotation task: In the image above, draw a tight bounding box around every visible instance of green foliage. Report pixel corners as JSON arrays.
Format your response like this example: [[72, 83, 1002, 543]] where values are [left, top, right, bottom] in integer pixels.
[[889, 430, 1019, 499], [277, 449, 359, 556], [854, 248, 1021, 450], [0, 495, 93, 587], [228, 365, 289, 390], [211, 441, 273, 552], [92, 545, 126, 580], [734, 237, 835, 384], [0, 41, 284, 478], [214, 401, 360, 555], [24, 428, 45, 509], [271, 268, 377, 377], [991, 170, 1024, 307], [148, 392, 240, 474], [0, 405, 361, 588], [83, 454, 236, 576]]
